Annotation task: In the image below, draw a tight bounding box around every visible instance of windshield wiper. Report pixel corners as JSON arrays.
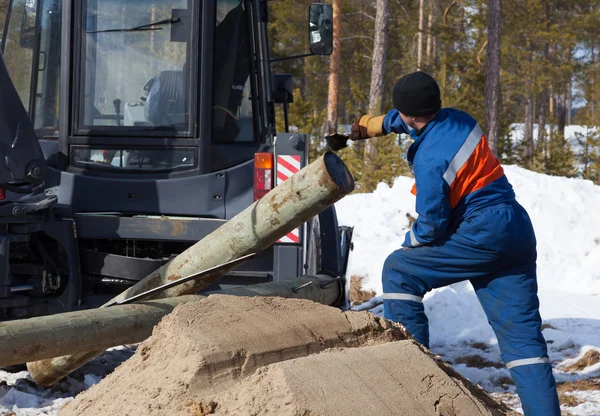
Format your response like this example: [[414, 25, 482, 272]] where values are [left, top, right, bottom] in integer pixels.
[[87, 17, 181, 34]]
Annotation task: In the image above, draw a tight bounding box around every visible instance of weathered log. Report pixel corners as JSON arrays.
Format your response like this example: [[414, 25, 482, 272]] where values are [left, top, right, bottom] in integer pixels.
[[0, 275, 341, 370], [27, 152, 354, 385]]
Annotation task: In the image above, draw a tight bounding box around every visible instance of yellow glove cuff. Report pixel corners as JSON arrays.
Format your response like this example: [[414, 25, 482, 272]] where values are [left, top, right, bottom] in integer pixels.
[[359, 115, 385, 137]]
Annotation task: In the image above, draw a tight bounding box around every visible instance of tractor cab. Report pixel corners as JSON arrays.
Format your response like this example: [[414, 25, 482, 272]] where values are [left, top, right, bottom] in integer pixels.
[[0, 0, 344, 319], [2, 0, 268, 173]]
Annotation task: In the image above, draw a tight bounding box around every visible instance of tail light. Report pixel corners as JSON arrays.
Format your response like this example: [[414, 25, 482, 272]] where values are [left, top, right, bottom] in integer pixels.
[[0, 188, 4, 200], [254, 152, 274, 201]]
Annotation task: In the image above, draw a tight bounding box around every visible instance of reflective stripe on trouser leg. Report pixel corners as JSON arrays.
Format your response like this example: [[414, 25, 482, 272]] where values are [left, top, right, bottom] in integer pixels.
[[471, 265, 560, 416], [506, 357, 550, 369], [382, 293, 424, 302], [382, 294, 429, 348], [382, 251, 430, 348]]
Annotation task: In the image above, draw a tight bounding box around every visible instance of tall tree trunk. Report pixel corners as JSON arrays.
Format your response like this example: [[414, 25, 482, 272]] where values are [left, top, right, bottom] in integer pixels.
[[557, 91, 566, 138], [597, 46, 600, 124], [367, 0, 389, 116], [326, 0, 342, 134], [484, 0, 501, 156], [536, 0, 551, 159], [549, 85, 554, 117], [363, 0, 390, 167], [566, 79, 572, 126], [426, 12, 434, 67], [583, 140, 589, 178], [417, 0, 425, 70], [523, 96, 535, 168], [538, 89, 549, 159], [592, 47, 596, 121]]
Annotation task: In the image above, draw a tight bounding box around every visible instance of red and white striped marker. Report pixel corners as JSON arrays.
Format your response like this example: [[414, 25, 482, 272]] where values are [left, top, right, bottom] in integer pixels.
[[278, 227, 300, 243], [276, 155, 301, 186], [277, 155, 302, 243]]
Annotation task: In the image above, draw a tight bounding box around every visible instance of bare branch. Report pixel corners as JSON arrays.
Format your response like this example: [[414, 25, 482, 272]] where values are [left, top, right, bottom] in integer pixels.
[[391, 0, 410, 17], [476, 40, 488, 65], [444, 0, 458, 25], [340, 35, 375, 42], [344, 10, 375, 20]]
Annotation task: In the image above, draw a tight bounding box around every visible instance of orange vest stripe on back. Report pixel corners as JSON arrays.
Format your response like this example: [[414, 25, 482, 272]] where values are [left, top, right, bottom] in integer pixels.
[[409, 125, 504, 208], [448, 134, 504, 208]]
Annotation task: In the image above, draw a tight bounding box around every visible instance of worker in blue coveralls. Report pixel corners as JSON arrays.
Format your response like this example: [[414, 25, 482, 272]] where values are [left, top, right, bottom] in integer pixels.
[[349, 71, 561, 416]]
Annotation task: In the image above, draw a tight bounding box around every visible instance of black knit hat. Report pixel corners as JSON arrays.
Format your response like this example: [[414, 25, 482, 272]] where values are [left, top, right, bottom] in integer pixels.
[[392, 71, 441, 117]]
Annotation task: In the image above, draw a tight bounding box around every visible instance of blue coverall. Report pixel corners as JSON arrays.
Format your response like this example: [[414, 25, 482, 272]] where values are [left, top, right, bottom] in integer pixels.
[[381, 108, 561, 415]]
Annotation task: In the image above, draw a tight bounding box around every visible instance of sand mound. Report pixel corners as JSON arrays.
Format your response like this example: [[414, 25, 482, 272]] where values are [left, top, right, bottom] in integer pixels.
[[204, 342, 510, 416], [60, 295, 515, 416]]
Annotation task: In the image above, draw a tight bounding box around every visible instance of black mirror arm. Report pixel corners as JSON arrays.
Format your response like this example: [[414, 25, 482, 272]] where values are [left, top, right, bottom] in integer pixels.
[[270, 52, 315, 63]]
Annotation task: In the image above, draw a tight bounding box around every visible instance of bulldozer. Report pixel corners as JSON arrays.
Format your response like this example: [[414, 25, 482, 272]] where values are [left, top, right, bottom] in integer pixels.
[[0, 0, 352, 320]]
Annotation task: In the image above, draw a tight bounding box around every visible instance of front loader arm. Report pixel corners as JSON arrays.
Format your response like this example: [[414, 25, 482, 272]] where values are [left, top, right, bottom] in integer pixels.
[[0, 51, 47, 194]]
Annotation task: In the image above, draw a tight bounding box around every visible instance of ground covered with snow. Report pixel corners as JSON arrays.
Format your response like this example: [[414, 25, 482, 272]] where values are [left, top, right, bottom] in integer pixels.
[[1, 165, 599, 415], [338, 165, 600, 415], [0, 347, 135, 416]]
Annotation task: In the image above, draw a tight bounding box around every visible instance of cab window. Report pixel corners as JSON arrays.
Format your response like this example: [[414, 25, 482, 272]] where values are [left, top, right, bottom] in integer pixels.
[[78, 0, 192, 133], [0, 0, 62, 138], [0, 1, 8, 45], [213, 0, 255, 142], [1, 0, 37, 111], [33, 0, 62, 137]]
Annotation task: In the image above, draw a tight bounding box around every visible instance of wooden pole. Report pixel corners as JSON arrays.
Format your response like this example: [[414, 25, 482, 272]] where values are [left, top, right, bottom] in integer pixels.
[[0, 275, 341, 373], [26, 153, 354, 385]]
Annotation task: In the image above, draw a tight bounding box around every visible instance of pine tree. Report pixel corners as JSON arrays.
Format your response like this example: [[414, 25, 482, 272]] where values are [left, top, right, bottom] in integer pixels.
[[544, 132, 577, 177], [267, 0, 600, 184], [326, 0, 342, 134], [363, 0, 390, 173], [485, 0, 502, 155]]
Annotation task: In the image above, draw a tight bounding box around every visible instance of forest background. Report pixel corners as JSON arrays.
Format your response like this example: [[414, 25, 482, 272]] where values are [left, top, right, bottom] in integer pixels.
[[1, 0, 600, 193], [269, 0, 600, 192]]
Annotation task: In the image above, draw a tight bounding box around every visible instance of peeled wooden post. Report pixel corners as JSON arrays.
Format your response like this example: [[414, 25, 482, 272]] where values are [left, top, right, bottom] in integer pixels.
[[27, 153, 354, 385], [0, 275, 341, 369]]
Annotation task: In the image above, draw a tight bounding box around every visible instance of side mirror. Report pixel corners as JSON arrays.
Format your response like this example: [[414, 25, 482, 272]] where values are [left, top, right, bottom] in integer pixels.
[[308, 3, 333, 56]]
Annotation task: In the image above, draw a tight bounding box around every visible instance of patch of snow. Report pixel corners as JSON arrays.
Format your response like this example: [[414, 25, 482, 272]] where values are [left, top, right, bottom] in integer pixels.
[[0, 388, 40, 408], [0, 346, 135, 415], [565, 391, 600, 416], [338, 165, 600, 414]]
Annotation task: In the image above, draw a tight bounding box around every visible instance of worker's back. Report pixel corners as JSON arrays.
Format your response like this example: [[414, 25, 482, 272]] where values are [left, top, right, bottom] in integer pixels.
[[409, 108, 516, 221]]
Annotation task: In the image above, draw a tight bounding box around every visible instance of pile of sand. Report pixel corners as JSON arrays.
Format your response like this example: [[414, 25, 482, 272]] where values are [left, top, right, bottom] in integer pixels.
[[60, 295, 515, 416]]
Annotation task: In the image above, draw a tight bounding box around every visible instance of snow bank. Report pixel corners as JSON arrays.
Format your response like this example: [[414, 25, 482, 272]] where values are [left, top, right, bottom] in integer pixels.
[[336, 165, 600, 297]]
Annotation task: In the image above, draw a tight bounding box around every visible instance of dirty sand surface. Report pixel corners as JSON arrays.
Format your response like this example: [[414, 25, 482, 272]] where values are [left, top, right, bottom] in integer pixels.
[[59, 295, 516, 416]]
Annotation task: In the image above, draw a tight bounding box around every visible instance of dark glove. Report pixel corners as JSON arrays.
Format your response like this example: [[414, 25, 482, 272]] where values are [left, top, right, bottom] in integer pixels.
[[325, 133, 349, 151], [349, 117, 369, 141]]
